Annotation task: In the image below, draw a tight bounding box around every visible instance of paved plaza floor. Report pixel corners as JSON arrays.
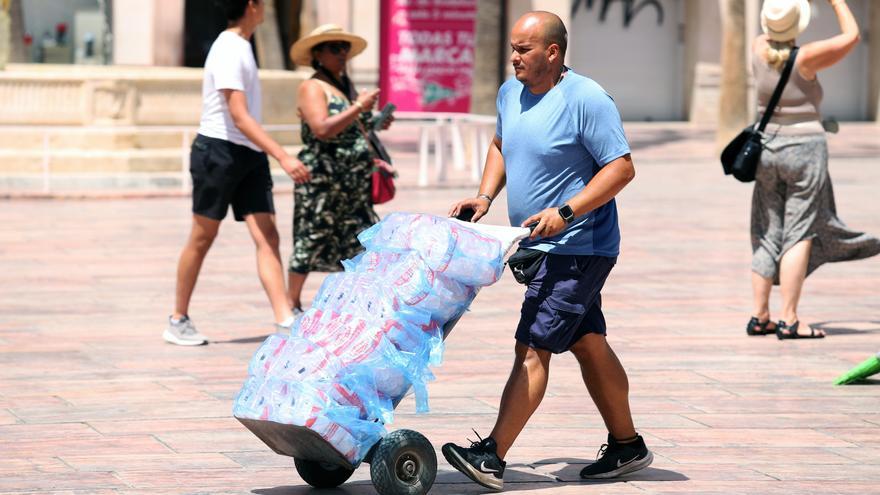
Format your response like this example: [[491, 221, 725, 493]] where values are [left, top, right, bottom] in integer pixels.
[[1, 125, 879, 494]]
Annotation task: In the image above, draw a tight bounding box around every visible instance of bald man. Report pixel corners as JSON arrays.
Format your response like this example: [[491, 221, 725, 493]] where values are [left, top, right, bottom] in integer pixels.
[[445, 11, 652, 489]]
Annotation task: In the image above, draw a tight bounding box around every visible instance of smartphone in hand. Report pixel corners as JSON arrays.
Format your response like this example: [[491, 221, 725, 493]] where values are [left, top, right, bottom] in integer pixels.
[[372, 103, 397, 129]]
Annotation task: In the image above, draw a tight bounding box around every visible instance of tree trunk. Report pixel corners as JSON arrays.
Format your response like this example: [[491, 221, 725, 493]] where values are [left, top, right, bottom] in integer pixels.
[[717, 0, 749, 150]]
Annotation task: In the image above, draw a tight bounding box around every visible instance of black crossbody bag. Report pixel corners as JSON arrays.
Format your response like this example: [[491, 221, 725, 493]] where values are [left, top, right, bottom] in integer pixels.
[[721, 46, 799, 183]]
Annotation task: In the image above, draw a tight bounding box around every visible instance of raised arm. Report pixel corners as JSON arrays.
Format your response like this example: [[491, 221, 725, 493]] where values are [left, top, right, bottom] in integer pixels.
[[798, 0, 860, 79], [298, 80, 379, 141]]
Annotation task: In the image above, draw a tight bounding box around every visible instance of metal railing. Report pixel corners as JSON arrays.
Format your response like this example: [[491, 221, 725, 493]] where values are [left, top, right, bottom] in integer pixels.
[[396, 112, 496, 186]]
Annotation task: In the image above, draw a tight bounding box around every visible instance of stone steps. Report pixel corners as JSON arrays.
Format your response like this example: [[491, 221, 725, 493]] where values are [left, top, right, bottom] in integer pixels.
[[0, 129, 299, 151], [0, 145, 302, 174]]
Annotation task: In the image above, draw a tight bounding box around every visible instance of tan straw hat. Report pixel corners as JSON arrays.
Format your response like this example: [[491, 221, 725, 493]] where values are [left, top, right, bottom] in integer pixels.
[[761, 0, 811, 42], [289, 24, 367, 66]]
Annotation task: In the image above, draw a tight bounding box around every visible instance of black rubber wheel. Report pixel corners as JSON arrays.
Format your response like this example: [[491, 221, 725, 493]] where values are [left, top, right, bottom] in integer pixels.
[[293, 457, 355, 488], [370, 429, 437, 495]]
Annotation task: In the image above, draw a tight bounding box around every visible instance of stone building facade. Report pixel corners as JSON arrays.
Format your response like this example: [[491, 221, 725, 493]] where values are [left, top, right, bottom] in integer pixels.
[[8, 0, 880, 123]]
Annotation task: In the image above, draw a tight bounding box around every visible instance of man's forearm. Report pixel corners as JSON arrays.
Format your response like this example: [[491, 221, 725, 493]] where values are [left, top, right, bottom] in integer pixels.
[[478, 138, 507, 199], [566, 154, 635, 217]]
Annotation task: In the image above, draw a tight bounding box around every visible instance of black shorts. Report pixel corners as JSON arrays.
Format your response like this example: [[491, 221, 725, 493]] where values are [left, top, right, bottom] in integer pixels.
[[190, 134, 274, 221], [515, 254, 616, 353]]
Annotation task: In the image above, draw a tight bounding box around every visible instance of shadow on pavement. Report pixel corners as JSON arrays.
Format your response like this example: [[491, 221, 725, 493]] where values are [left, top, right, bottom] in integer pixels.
[[211, 335, 272, 345], [254, 487, 357, 495], [811, 320, 880, 336], [843, 378, 880, 385], [533, 458, 688, 483], [251, 463, 688, 494]]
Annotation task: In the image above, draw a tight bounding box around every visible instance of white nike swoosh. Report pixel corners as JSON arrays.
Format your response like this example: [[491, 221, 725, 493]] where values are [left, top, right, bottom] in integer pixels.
[[617, 455, 639, 468], [479, 461, 500, 474]]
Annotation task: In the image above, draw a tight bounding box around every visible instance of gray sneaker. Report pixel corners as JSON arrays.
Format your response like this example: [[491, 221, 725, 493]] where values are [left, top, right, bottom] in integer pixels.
[[274, 308, 303, 333], [163, 316, 208, 346]]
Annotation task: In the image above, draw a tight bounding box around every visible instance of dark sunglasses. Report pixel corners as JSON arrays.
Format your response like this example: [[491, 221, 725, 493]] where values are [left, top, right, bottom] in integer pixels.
[[318, 41, 351, 55]]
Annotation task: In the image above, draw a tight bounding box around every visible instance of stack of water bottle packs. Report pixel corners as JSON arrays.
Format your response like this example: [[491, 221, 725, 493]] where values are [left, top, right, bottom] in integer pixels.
[[233, 213, 506, 464]]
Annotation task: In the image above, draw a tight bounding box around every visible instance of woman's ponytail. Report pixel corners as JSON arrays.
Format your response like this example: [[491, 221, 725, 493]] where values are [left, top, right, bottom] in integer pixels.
[[767, 40, 795, 71]]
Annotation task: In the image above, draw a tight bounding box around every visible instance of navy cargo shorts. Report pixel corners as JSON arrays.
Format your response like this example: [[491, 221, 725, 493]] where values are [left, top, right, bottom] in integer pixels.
[[515, 253, 617, 354]]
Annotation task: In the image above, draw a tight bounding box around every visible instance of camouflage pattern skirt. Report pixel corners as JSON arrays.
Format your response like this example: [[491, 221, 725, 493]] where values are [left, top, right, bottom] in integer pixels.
[[288, 160, 378, 274]]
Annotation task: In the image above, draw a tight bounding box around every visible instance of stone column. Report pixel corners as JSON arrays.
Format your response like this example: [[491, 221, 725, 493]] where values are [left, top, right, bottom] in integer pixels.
[[254, 0, 285, 70], [277, 0, 303, 70], [0, 0, 8, 69], [113, 0, 155, 65], [9, 0, 25, 63], [153, 0, 184, 66], [350, 0, 380, 88], [299, 0, 317, 42], [683, 0, 723, 124], [870, 1, 880, 121], [115, 0, 184, 67], [471, 0, 503, 114], [717, 0, 748, 150], [744, 0, 759, 121]]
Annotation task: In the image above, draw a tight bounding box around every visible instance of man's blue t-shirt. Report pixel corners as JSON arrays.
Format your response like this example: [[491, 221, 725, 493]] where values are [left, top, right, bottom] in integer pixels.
[[496, 69, 630, 256]]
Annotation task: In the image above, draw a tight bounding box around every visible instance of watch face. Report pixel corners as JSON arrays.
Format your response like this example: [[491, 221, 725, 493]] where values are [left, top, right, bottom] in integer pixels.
[[559, 205, 574, 222]]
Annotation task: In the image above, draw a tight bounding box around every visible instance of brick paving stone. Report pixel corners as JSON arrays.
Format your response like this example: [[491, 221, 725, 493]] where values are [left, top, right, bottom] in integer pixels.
[[155, 429, 276, 454], [828, 447, 880, 463], [60, 453, 242, 472], [628, 480, 879, 494], [0, 436, 172, 458], [88, 417, 242, 436], [0, 123, 878, 493], [0, 473, 128, 492], [757, 463, 880, 481], [0, 457, 73, 476], [653, 446, 855, 465], [0, 491, 119, 495], [681, 412, 874, 429], [222, 451, 300, 470]]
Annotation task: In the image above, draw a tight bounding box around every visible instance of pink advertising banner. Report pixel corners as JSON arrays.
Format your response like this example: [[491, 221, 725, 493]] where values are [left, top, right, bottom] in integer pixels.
[[379, 0, 477, 113]]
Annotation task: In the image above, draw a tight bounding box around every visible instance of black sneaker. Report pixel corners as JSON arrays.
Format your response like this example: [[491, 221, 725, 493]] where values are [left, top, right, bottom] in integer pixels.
[[580, 433, 653, 479], [442, 431, 506, 491]]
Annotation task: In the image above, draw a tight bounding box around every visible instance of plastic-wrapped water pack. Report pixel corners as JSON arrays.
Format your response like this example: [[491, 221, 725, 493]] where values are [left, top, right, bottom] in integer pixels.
[[233, 213, 507, 464]]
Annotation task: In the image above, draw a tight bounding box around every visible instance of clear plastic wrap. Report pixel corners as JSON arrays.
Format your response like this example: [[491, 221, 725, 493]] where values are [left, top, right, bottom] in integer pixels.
[[234, 213, 511, 464]]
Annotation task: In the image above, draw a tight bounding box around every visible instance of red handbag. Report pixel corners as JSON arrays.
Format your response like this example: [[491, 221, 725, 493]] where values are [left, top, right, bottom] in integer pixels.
[[371, 158, 396, 204], [355, 116, 396, 204]]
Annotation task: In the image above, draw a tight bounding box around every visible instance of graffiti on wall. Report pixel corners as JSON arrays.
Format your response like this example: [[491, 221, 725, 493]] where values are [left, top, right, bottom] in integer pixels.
[[571, 0, 665, 28]]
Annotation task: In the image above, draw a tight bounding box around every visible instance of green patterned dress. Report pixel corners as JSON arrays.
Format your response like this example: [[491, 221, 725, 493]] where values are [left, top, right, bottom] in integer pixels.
[[289, 81, 379, 274]]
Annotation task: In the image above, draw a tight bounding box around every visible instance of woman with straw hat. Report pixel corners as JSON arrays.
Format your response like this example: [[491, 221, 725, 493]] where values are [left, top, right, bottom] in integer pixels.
[[745, 0, 879, 339], [286, 24, 393, 314]]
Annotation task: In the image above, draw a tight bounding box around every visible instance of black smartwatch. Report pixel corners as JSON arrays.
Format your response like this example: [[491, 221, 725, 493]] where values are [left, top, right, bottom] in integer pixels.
[[558, 204, 575, 224]]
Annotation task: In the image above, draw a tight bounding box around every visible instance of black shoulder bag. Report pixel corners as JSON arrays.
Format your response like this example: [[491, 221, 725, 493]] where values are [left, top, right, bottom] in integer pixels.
[[721, 46, 799, 183]]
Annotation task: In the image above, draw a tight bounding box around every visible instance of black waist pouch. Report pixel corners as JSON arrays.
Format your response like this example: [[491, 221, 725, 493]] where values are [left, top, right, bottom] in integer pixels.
[[507, 248, 547, 285]]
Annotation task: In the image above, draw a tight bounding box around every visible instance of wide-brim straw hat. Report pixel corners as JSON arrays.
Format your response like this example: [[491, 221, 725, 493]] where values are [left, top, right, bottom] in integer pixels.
[[761, 0, 811, 42], [289, 24, 367, 66]]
